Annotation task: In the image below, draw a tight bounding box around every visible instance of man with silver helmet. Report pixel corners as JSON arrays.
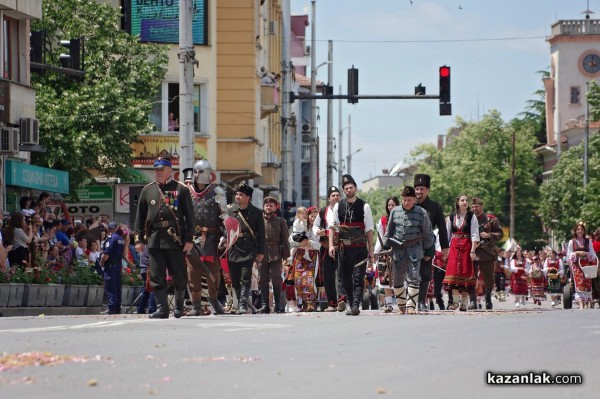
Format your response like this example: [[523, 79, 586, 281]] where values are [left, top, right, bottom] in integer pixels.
[[181, 159, 228, 315]]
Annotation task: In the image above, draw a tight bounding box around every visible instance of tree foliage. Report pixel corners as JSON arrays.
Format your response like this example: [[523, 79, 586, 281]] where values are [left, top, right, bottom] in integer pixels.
[[409, 110, 542, 247], [31, 0, 168, 194], [539, 84, 600, 241]]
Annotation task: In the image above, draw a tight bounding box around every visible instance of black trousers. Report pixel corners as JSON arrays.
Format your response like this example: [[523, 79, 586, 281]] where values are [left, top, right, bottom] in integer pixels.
[[320, 247, 339, 305], [418, 257, 432, 303], [148, 248, 188, 292], [494, 272, 505, 291], [229, 259, 254, 291], [338, 246, 367, 308]]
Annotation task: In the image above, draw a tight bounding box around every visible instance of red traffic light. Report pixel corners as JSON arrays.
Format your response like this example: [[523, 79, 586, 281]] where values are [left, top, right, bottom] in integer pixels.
[[440, 66, 450, 77]]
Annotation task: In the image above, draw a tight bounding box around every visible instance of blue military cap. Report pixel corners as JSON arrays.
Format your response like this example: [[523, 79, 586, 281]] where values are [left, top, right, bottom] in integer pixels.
[[153, 157, 172, 169]]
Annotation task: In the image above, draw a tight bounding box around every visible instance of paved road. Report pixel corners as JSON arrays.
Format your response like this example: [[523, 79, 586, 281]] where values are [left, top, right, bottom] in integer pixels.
[[0, 305, 597, 399]]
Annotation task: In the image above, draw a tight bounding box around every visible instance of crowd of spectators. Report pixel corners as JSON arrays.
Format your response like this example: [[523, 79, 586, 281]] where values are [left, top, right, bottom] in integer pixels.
[[0, 193, 138, 275]]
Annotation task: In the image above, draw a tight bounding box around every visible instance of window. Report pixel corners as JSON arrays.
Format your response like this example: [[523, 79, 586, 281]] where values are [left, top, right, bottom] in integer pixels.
[[2, 16, 19, 81], [570, 86, 580, 104], [149, 82, 206, 134]]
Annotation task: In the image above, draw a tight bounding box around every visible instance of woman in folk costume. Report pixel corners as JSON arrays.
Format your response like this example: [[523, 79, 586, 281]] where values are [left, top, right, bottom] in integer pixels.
[[567, 222, 598, 309], [374, 196, 400, 313], [289, 206, 321, 312], [528, 254, 546, 306], [509, 248, 530, 308], [443, 194, 480, 311], [543, 249, 563, 308]]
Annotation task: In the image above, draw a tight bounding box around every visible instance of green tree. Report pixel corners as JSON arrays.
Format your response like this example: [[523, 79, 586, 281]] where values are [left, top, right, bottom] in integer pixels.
[[539, 124, 600, 243], [411, 110, 542, 247], [31, 0, 168, 194]]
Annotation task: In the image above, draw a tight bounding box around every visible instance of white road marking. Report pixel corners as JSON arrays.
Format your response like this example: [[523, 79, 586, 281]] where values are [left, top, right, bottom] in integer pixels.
[[0, 319, 151, 333], [197, 322, 291, 332]]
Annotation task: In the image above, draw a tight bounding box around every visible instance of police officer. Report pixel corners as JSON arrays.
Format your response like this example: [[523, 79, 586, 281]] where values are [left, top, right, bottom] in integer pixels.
[[99, 222, 125, 315], [227, 183, 266, 315], [134, 157, 195, 319], [181, 160, 227, 316]]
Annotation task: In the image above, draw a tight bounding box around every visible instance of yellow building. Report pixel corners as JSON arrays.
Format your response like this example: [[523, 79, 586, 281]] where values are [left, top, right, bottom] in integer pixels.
[[217, 0, 282, 194]]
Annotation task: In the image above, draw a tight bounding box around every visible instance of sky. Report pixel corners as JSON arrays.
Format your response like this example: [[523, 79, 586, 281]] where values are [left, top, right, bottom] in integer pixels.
[[290, 0, 595, 194]]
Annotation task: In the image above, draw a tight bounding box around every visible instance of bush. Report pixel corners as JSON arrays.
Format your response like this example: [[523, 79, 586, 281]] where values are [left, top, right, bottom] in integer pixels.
[[59, 266, 103, 285], [9, 268, 33, 284], [121, 267, 143, 286]]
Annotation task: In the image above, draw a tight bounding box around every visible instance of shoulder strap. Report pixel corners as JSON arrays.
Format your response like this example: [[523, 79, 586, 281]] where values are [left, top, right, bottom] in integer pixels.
[[237, 208, 256, 240]]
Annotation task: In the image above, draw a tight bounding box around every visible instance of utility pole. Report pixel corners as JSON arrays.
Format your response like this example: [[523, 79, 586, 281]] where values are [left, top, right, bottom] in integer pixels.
[[338, 85, 343, 186], [326, 40, 333, 190], [281, 0, 292, 201], [179, 0, 195, 173], [510, 129, 515, 238], [309, 0, 318, 205], [347, 115, 352, 175], [584, 81, 589, 188]]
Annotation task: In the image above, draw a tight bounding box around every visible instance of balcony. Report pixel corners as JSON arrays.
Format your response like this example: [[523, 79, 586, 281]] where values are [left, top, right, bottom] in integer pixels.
[[300, 143, 310, 162], [551, 19, 600, 36], [260, 83, 279, 119]]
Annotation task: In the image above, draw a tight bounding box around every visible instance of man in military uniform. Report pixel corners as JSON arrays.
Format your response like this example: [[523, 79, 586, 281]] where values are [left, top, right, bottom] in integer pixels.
[[414, 173, 450, 311], [383, 186, 435, 314], [181, 159, 227, 316], [99, 222, 125, 315], [257, 196, 290, 314], [470, 197, 504, 309], [227, 183, 266, 315], [134, 157, 195, 319], [313, 185, 342, 311], [327, 174, 375, 316]]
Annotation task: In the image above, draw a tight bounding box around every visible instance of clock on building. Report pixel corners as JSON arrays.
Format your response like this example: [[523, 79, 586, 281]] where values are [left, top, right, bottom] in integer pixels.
[[579, 50, 600, 75]]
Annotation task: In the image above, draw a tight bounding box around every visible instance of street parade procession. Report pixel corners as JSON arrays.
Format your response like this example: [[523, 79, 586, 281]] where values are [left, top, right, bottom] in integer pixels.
[[8, 158, 598, 318]]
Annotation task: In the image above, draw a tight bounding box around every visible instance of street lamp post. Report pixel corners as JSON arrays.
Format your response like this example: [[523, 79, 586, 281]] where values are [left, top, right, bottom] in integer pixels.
[[338, 113, 351, 186], [347, 148, 361, 176]]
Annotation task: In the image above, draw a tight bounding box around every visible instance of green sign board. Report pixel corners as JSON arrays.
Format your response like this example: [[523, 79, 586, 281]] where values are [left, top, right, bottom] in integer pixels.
[[73, 186, 113, 201], [5, 160, 69, 194]]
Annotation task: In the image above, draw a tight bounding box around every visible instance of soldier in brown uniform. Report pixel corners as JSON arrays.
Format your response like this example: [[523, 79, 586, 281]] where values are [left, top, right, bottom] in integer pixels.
[[257, 196, 290, 314], [470, 197, 504, 309], [134, 157, 195, 319]]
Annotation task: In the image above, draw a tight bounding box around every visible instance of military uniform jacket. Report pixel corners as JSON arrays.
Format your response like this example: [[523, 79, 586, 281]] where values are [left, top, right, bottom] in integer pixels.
[[228, 203, 266, 263], [418, 196, 449, 250], [263, 214, 291, 262], [191, 183, 226, 257], [475, 213, 503, 261], [134, 179, 195, 249], [383, 205, 434, 261]]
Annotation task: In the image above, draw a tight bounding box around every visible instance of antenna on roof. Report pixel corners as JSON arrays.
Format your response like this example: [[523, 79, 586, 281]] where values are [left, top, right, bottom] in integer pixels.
[[582, 0, 594, 19]]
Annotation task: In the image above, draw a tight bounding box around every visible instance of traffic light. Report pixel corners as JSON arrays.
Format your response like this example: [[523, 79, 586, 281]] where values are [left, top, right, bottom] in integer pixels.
[[348, 66, 359, 104], [59, 38, 81, 70], [439, 65, 451, 115], [30, 31, 44, 63]]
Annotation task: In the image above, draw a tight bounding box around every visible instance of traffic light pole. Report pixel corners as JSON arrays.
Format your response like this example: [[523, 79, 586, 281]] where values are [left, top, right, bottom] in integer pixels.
[[291, 93, 441, 101]]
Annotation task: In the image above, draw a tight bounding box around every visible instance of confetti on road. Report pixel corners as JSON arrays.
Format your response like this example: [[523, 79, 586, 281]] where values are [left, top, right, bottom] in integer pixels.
[[0, 352, 101, 372], [183, 356, 260, 364]]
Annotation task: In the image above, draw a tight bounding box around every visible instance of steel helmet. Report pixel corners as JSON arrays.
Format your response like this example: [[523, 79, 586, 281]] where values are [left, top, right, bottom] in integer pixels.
[[193, 159, 212, 184]]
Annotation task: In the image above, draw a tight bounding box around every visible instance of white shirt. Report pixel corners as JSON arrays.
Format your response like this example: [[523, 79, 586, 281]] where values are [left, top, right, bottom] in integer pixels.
[[445, 213, 480, 243], [325, 200, 374, 233]]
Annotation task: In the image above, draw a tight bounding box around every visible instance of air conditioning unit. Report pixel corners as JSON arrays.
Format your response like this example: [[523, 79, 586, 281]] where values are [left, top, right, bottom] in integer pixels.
[[267, 20, 277, 35], [0, 127, 20, 154], [301, 123, 311, 133], [20, 117, 39, 145]]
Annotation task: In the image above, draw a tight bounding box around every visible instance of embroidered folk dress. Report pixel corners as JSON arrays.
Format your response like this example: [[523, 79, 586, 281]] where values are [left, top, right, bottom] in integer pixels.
[[567, 237, 598, 301], [509, 258, 530, 296], [443, 212, 479, 293]]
